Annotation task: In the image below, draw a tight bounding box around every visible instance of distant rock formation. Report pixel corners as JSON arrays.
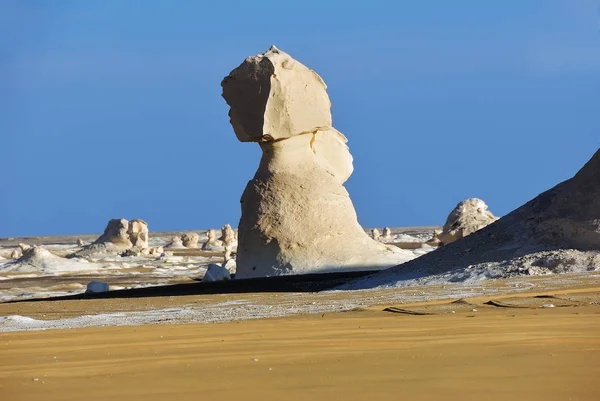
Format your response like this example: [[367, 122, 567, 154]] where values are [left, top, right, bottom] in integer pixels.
[[3, 246, 102, 273], [77, 239, 85, 247], [165, 236, 186, 249], [10, 250, 21, 259], [437, 198, 498, 245], [221, 46, 414, 278], [380, 227, 394, 242], [69, 218, 149, 258], [127, 219, 149, 249], [220, 224, 237, 260], [371, 229, 381, 241], [182, 232, 200, 248], [202, 229, 224, 251], [344, 149, 600, 289]]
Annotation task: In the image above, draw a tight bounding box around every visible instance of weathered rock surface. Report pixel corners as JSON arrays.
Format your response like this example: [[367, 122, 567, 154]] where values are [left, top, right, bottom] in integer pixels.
[[344, 149, 600, 289], [222, 46, 414, 278], [220, 224, 238, 260], [182, 233, 200, 248], [437, 198, 498, 245]]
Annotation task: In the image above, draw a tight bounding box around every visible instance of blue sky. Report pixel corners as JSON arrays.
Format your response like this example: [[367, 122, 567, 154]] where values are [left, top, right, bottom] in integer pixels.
[[1, 0, 599, 237]]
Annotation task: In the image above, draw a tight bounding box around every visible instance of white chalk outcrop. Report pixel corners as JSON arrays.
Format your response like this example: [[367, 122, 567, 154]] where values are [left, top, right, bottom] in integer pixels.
[[221, 46, 414, 279], [70, 218, 150, 258], [202, 229, 224, 251], [2, 246, 103, 274], [165, 236, 186, 249], [182, 232, 200, 248], [220, 224, 238, 260], [344, 149, 600, 289], [436, 198, 498, 245]]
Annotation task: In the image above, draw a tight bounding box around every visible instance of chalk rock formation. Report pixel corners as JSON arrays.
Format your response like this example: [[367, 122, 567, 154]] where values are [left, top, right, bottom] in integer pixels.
[[371, 229, 382, 241], [220, 224, 238, 260], [77, 239, 85, 247], [221, 46, 415, 278], [127, 219, 149, 249], [2, 246, 102, 273], [165, 236, 186, 249], [19, 243, 32, 252], [182, 232, 200, 248], [202, 229, 224, 251], [380, 227, 394, 242], [437, 198, 498, 245], [10, 250, 21, 259], [202, 263, 231, 282], [69, 218, 150, 258], [344, 149, 600, 289], [223, 258, 237, 275]]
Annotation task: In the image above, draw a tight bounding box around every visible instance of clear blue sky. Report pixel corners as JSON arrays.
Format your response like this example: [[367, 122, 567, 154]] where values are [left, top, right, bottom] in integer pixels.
[[1, 0, 599, 237]]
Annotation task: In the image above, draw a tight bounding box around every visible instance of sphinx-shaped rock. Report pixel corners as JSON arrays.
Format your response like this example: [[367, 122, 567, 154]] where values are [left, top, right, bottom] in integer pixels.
[[222, 46, 415, 278], [202, 229, 224, 251], [182, 232, 200, 248], [437, 198, 498, 245]]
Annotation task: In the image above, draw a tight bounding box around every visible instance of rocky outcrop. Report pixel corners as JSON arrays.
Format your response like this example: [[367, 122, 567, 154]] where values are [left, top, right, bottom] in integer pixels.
[[371, 229, 381, 241], [344, 149, 600, 289], [202, 263, 231, 282], [2, 246, 102, 273], [220, 224, 237, 260], [165, 236, 186, 249], [127, 219, 149, 249], [69, 218, 149, 258], [221, 46, 415, 278], [182, 232, 200, 248], [437, 198, 498, 245], [202, 229, 224, 251]]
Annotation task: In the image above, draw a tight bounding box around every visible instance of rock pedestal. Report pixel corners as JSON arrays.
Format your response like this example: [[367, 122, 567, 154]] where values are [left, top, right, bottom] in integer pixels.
[[221, 46, 414, 278]]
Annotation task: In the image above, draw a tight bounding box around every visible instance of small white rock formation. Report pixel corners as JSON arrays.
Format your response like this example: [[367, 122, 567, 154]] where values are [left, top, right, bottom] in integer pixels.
[[145, 246, 164, 256], [127, 219, 149, 249], [86, 281, 109, 293], [202, 229, 224, 251], [19, 243, 32, 252], [202, 263, 231, 282], [380, 227, 394, 242], [182, 232, 200, 248], [10, 249, 21, 259], [77, 239, 85, 247], [371, 229, 382, 241], [343, 149, 600, 289], [221, 46, 415, 278], [437, 198, 498, 245], [165, 236, 186, 249], [2, 246, 102, 273], [71, 218, 150, 258], [220, 224, 238, 260]]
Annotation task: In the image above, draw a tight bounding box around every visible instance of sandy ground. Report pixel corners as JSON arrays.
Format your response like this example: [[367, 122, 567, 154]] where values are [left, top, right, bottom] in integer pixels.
[[1, 284, 599, 401]]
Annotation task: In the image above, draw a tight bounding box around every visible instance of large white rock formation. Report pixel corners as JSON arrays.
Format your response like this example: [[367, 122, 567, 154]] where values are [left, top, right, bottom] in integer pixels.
[[344, 149, 600, 289], [437, 198, 498, 245], [221, 46, 414, 278]]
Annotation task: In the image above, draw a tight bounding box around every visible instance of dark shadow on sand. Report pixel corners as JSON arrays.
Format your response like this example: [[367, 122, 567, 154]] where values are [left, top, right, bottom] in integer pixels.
[[5, 270, 379, 304]]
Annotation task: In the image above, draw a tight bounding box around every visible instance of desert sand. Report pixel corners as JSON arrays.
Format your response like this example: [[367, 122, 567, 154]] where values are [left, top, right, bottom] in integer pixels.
[[1, 284, 599, 401]]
